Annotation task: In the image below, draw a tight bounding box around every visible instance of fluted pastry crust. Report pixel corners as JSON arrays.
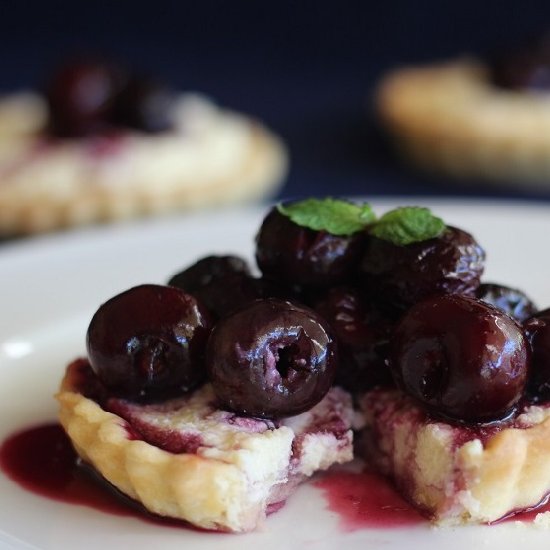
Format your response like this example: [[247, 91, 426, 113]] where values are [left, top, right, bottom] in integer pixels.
[[357, 387, 550, 524], [56, 360, 353, 532], [0, 93, 287, 235]]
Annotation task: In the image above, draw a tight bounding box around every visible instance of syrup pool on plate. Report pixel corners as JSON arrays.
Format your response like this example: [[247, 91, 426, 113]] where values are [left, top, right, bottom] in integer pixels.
[[0, 423, 197, 530]]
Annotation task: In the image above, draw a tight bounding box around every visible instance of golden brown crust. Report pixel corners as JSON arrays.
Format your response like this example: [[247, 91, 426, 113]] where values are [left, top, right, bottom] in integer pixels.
[[56, 362, 353, 532], [375, 59, 550, 184], [0, 94, 288, 236], [358, 388, 550, 524]]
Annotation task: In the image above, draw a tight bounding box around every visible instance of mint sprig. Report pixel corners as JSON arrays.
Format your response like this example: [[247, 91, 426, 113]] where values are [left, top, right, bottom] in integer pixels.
[[369, 206, 445, 245], [277, 198, 376, 236], [276, 198, 446, 245]]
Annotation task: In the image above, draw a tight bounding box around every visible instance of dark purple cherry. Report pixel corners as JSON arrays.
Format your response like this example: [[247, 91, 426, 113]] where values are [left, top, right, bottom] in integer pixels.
[[206, 298, 338, 418], [45, 59, 126, 137], [361, 226, 485, 311], [112, 74, 175, 133], [314, 287, 393, 392], [191, 274, 293, 319], [391, 294, 529, 423], [168, 255, 251, 293], [86, 284, 212, 400], [477, 283, 537, 322], [488, 33, 550, 91], [167, 255, 292, 318], [255, 206, 365, 288], [524, 309, 550, 401]]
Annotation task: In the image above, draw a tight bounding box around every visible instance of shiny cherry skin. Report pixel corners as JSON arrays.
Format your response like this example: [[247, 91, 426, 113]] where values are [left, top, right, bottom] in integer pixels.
[[361, 226, 485, 311], [46, 59, 125, 137], [189, 273, 292, 319], [112, 74, 175, 133], [87, 284, 212, 400], [314, 286, 393, 392], [255, 206, 365, 288], [524, 308, 550, 401], [206, 298, 338, 418], [391, 294, 529, 424], [477, 282, 537, 322]]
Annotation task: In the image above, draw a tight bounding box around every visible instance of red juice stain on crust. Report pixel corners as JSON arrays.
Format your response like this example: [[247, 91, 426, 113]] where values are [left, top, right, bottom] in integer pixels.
[[495, 494, 550, 523], [313, 469, 425, 530], [0, 423, 201, 531]]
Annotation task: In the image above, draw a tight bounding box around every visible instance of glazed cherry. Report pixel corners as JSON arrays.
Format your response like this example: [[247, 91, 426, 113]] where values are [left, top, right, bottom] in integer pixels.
[[255, 206, 365, 288], [86, 284, 212, 400], [168, 255, 291, 318], [112, 74, 175, 133], [361, 226, 485, 311], [45, 59, 125, 137], [191, 274, 292, 319], [489, 34, 550, 91], [314, 287, 393, 392], [391, 294, 529, 423], [476, 282, 537, 322], [206, 298, 338, 418], [168, 255, 251, 293], [524, 309, 550, 401]]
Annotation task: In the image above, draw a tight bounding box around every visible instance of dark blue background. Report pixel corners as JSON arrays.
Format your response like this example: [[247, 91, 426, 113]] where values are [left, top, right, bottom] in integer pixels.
[[2, 1, 550, 202]]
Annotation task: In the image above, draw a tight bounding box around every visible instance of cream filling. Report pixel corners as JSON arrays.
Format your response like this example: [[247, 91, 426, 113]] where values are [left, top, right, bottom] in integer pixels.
[[108, 383, 353, 517]]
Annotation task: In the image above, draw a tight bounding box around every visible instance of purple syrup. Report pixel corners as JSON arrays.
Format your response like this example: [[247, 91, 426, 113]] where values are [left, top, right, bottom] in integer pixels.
[[314, 468, 550, 531], [2, 423, 549, 532], [0, 423, 196, 529], [314, 469, 425, 530]]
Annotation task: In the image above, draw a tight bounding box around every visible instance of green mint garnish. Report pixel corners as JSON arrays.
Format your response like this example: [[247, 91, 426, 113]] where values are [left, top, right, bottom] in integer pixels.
[[277, 198, 376, 236], [369, 206, 445, 245]]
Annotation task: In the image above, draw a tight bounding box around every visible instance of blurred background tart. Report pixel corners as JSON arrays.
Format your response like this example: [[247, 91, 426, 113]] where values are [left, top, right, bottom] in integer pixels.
[[376, 33, 550, 185], [0, 58, 287, 235]]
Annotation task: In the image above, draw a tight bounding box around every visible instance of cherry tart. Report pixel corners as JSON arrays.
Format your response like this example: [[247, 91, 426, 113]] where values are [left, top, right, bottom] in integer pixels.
[[375, 55, 550, 186], [53, 198, 550, 531], [0, 60, 287, 235]]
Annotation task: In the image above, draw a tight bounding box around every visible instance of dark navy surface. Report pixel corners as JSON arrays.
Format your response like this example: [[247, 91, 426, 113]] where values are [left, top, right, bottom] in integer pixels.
[[2, 0, 550, 203]]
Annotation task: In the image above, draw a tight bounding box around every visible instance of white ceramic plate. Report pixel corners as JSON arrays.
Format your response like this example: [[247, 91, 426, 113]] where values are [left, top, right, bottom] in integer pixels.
[[1, 198, 550, 550]]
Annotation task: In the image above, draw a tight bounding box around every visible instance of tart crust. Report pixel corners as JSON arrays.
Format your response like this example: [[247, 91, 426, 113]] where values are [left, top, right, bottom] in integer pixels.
[[376, 59, 550, 185], [56, 359, 353, 533], [357, 387, 550, 524], [0, 93, 287, 235]]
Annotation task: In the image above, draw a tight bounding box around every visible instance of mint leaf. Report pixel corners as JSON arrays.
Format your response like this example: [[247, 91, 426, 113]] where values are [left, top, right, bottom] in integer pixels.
[[369, 207, 445, 245], [277, 198, 376, 236]]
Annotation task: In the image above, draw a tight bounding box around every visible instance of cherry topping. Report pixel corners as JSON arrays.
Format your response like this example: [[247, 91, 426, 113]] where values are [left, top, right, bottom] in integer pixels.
[[524, 309, 550, 401], [168, 255, 251, 294], [255, 206, 365, 288], [314, 286, 393, 392], [111, 74, 175, 133], [45, 59, 176, 137], [168, 255, 291, 319], [86, 284, 212, 400], [489, 34, 550, 91], [476, 282, 537, 322], [46, 59, 126, 137], [361, 226, 485, 311], [391, 294, 529, 423], [206, 298, 338, 418]]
